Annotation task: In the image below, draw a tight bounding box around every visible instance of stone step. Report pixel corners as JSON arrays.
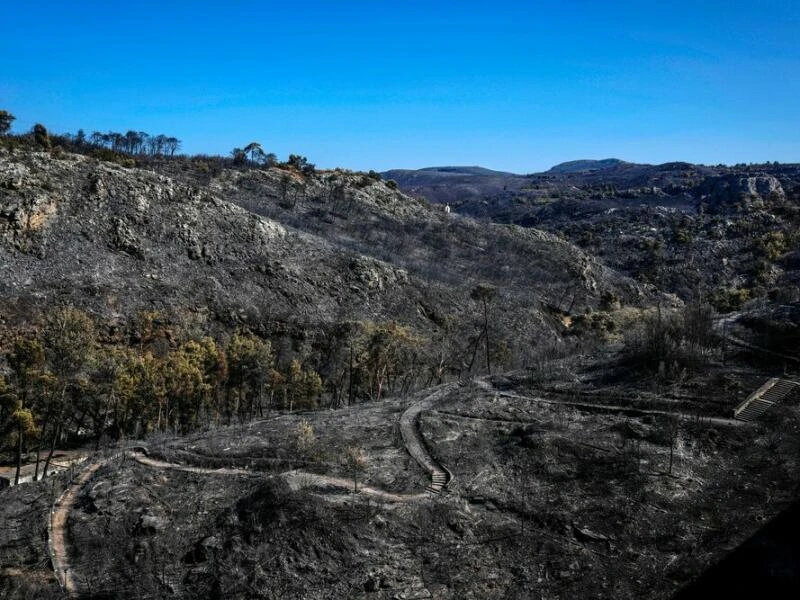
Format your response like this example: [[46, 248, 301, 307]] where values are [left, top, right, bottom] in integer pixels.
[[762, 382, 798, 403], [731, 378, 793, 420], [736, 399, 774, 421], [738, 404, 770, 416]]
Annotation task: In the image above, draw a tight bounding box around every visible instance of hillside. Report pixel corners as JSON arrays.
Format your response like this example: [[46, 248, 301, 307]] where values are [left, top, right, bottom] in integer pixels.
[[1, 145, 799, 600], [0, 148, 650, 366], [385, 161, 800, 306]]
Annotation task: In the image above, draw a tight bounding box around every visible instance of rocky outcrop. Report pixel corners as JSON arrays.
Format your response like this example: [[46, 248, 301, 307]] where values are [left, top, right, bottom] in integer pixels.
[[0, 149, 651, 359], [0, 151, 428, 329], [700, 174, 785, 212]]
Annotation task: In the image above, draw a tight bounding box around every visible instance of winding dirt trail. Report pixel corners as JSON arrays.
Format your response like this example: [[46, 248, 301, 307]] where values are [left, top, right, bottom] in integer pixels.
[[48, 384, 458, 595], [475, 379, 746, 427], [131, 452, 429, 503], [132, 453, 255, 476], [49, 460, 107, 596]]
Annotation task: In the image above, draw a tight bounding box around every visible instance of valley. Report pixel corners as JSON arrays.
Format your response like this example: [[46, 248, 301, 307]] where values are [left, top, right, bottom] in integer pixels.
[[1, 141, 799, 599]]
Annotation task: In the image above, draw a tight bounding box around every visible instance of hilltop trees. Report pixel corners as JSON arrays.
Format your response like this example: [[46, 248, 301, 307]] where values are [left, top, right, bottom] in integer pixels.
[[85, 131, 181, 156], [0, 112, 325, 178], [230, 146, 312, 172], [243, 142, 265, 164], [31, 124, 50, 149], [287, 153, 315, 175], [0, 110, 14, 135], [231, 143, 282, 168]]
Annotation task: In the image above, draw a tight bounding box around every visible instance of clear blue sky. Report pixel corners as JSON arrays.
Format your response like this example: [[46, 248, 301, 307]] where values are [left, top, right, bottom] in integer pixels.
[[2, 1, 798, 172]]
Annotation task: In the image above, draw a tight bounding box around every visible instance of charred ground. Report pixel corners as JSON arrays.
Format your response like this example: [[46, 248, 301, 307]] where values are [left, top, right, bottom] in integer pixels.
[[1, 143, 799, 599]]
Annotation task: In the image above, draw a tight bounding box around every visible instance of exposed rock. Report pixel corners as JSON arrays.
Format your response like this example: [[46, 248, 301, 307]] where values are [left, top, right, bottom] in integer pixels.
[[701, 174, 785, 212], [139, 513, 168, 533]]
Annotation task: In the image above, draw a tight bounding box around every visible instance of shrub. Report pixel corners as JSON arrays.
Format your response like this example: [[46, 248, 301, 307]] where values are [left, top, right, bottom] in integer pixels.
[[622, 304, 719, 378], [755, 231, 787, 261], [708, 287, 750, 313], [32, 123, 51, 149]]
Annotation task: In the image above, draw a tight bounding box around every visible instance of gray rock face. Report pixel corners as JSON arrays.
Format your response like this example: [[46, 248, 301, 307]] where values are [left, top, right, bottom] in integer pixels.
[[701, 174, 785, 211], [0, 149, 651, 363]]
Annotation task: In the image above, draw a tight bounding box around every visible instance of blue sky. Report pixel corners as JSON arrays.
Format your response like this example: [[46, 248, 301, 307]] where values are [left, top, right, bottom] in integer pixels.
[[2, 1, 798, 172]]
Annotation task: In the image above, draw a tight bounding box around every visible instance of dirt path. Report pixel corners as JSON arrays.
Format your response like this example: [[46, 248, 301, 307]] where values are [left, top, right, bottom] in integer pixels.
[[49, 460, 106, 596], [399, 383, 456, 493], [48, 385, 462, 593], [132, 453, 256, 476], [475, 379, 746, 427], [716, 314, 800, 364], [130, 452, 428, 503], [282, 470, 428, 502]]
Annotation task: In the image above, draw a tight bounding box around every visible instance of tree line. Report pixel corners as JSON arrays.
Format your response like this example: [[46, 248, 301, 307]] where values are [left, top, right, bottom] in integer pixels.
[[0, 109, 182, 156], [0, 109, 319, 176], [0, 307, 470, 485], [82, 130, 181, 156]]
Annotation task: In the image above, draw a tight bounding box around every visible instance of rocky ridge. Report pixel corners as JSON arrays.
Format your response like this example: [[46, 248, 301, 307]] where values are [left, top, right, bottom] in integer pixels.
[[385, 161, 800, 306], [0, 149, 651, 357]]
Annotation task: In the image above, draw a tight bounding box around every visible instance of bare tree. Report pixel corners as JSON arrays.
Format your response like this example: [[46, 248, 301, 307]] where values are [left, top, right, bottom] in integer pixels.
[[470, 283, 498, 375]]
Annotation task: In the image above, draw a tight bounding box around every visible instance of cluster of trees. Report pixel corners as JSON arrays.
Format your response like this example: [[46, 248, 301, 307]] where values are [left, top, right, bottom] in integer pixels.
[[0, 110, 182, 157], [0, 308, 325, 485], [231, 142, 276, 167], [82, 130, 181, 156], [230, 143, 316, 175], [0, 304, 500, 484]]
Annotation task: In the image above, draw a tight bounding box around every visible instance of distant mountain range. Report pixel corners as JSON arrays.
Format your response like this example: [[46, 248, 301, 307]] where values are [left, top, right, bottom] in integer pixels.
[[383, 158, 629, 183], [383, 158, 800, 304], [381, 159, 799, 211]]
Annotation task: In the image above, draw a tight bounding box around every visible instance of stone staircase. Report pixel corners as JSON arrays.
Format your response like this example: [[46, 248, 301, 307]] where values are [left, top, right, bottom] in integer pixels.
[[733, 378, 800, 422], [399, 384, 456, 497]]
